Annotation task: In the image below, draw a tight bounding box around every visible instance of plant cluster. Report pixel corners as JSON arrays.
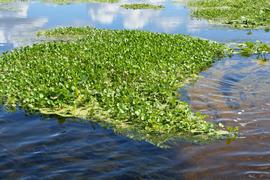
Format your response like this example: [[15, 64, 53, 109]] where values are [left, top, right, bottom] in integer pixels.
[[43, 0, 119, 4], [0, 0, 13, 2], [121, 3, 164, 10], [188, 0, 270, 29], [238, 41, 270, 61], [0, 27, 229, 146], [0, 0, 119, 4]]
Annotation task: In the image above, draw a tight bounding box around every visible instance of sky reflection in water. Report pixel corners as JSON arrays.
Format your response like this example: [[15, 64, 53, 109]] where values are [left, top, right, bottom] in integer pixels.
[[1, 0, 270, 53]]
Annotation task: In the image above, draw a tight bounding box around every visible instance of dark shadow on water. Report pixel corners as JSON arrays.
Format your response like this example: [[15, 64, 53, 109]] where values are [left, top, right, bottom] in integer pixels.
[[0, 108, 192, 179]]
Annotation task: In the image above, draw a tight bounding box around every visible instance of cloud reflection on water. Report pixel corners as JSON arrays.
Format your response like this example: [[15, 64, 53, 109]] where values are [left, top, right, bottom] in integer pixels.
[[0, 2, 48, 50], [86, 2, 208, 34]]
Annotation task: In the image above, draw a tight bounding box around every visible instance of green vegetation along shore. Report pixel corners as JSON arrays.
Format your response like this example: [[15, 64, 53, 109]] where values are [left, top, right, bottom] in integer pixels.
[[188, 0, 270, 29], [0, 27, 229, 146]]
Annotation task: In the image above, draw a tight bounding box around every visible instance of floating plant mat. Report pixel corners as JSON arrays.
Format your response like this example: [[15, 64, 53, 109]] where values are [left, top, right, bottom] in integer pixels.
[[120, 3, 164, 10], [0, 0, 13, 2], [187, 0, 270, 29], [0, 0, 119, 4], [0, 27, 230, 146], [43, 0, 119, 4]]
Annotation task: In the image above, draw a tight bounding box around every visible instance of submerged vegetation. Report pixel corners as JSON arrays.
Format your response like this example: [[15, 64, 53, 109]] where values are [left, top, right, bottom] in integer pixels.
[[121, 3, 164, 10], [188, 0, 270, 29], [0, 27, 230, 146]]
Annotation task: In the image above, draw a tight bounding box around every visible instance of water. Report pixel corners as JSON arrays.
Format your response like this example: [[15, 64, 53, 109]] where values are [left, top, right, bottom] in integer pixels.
[[1, 0, 270, 179]]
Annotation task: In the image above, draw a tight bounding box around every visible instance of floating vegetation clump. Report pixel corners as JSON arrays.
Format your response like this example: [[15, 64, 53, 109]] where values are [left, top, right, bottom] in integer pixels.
[[0, 27, 229, 146], [238, 41, 270, 61], [43, 0, 119, 4], [0, 0, 14, 2], [121, 3, 164, 10], [188, 0, 270, 29], [0, 0, 120, 4]]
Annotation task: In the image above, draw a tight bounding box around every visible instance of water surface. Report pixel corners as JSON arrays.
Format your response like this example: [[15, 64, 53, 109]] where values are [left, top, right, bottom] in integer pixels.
[[1, 0, 270, 179]]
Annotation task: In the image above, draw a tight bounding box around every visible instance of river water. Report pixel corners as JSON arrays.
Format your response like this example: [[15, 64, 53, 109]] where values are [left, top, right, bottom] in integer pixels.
[[1, 0, 270, 179]]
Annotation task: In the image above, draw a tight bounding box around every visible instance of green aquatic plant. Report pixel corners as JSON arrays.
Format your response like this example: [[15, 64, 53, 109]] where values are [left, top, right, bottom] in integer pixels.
[[0, 0, 120, 4], [43, 0, 119, 4], [225, 126, 239, 144], [0, 27, 230, 146], [0, 0, 14, 2], [121, 3, 164, 10], [188, 0, 270, 29], [238, 41, 270, 61]]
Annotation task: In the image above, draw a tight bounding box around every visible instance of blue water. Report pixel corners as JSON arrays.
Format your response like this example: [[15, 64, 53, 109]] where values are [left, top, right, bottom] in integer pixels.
[[1, 0, 270, 54], [1, 1, 270, 179], [0, 109, 189, 179]]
